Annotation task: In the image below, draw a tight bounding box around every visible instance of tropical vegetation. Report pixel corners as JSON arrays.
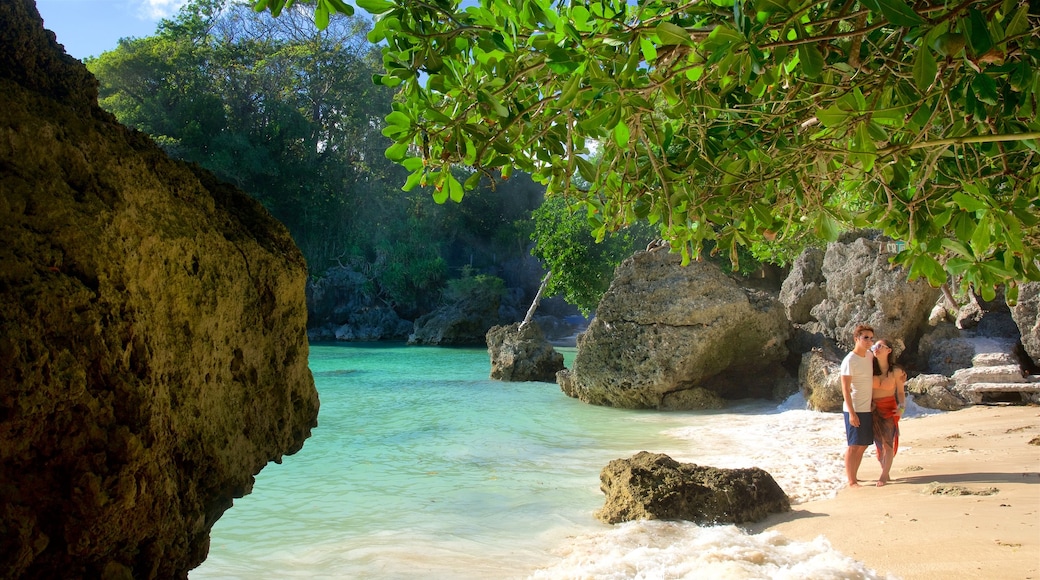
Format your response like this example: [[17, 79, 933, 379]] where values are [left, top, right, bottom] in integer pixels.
[[258, 0, 1040, 303]]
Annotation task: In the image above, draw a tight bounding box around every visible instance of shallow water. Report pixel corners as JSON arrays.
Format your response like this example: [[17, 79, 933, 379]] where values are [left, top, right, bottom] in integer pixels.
[[192, 344, 901, 579]]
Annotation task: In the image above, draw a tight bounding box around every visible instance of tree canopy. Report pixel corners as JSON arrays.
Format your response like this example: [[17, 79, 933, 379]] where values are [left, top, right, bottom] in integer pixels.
[[257, 0, 1040, 303], [90, 0, 549, 315]]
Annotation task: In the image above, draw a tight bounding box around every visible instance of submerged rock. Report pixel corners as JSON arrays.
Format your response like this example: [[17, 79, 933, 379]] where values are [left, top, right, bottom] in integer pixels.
[[0, 1, 318, 577], [595, 451, 790, 525]]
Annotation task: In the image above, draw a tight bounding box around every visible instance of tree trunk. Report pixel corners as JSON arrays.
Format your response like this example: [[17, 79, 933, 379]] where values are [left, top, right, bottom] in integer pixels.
[[520, 271, 552, 328]]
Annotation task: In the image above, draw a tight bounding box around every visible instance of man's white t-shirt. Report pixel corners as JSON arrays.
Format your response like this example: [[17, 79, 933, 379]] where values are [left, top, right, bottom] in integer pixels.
[[840, 351, 874, 413]]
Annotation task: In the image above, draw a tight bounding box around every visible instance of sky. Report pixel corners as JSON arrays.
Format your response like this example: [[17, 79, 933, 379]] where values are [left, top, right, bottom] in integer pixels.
[[34, 0, 187, 60]]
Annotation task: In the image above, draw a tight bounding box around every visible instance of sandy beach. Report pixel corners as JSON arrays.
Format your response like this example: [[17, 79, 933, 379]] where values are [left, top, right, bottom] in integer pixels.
[[748, 404, 1040, 579]]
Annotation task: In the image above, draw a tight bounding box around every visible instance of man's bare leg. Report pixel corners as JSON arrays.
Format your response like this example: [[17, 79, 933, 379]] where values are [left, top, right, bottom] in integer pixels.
[[846, 445, 867, 487]]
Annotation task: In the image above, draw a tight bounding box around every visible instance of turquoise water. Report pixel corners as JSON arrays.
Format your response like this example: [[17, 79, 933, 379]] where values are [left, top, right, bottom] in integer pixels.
[[191, 344, 883, 579]]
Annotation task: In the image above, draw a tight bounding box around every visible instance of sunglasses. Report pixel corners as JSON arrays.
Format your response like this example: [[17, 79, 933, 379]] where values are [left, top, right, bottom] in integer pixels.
[[859, 335, 875, 341]]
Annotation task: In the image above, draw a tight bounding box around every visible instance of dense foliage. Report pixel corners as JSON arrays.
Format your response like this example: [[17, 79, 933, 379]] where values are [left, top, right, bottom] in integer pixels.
[[262, 0, 1040, 303], [88, 0, 548, 315], [532, 195, 655, 313]]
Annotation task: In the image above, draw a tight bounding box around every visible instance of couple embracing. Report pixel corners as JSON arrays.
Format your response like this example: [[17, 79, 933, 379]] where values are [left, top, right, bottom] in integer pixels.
[[841, 324, 907, 488]]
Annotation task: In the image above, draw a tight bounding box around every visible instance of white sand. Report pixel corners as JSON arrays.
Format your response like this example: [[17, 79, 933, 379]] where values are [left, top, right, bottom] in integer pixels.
[[747, 405, 1040, 579]]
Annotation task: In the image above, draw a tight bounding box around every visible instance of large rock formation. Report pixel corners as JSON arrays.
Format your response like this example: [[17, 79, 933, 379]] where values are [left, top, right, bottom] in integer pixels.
[[1012, 281, 1040, 366], [486, 322, 565, 382], [0, 2, 319, 577], [595, 451, 790, 525], [559, 250, 791, 409], [778, 247, 827, 324], [784, 232, 940, 351]]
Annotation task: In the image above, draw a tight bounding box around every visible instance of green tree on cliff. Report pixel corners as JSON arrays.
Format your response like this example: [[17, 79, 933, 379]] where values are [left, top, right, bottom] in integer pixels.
[[257, 0, 1040, 304]]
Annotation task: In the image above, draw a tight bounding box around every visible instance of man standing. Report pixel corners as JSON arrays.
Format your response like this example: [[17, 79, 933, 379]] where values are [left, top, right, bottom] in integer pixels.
[[841, 324, 876, 488]]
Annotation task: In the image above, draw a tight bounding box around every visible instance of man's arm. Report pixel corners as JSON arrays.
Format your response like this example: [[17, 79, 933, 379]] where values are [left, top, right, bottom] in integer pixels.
[[841, 374, 859, 427]]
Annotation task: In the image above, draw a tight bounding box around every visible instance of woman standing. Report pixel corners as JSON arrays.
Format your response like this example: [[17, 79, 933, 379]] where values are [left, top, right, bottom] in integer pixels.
[[871, 339, 907, 487]]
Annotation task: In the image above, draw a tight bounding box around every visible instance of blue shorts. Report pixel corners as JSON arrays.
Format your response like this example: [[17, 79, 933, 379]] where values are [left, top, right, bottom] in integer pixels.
[[844, 412, 873, 446]]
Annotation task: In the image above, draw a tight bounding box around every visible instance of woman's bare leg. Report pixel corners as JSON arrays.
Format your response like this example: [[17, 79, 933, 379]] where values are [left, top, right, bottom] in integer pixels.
[[877, 444, 894, 486]]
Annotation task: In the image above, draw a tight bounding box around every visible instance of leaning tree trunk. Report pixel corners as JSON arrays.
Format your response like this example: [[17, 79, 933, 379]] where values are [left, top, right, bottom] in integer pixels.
[[520, 271, 552, 328]]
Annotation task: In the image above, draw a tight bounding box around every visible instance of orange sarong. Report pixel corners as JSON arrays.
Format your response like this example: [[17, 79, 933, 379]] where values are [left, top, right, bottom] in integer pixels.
[[872, 395, 900, 459]]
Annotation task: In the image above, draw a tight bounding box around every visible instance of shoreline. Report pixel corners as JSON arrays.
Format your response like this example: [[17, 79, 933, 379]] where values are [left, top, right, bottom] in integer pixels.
[[745, 404, 1040, 579]]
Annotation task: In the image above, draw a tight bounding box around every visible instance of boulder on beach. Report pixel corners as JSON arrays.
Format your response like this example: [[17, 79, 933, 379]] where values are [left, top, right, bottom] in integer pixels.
[[595, 451, 790, 525], [561, 250, 791, 409]]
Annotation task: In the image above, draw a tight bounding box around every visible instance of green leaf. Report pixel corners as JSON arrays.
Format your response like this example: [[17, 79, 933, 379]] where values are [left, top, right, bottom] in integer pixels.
[[971, 73, 999, 106], [640, 38, 657, 64], [797, 43, 824, 79], [326, 0, 354, 15], [908, 254, 946, 286], [386, 110, 410, 127], [952, 191, 989, 212], [614, 120, 630, 147], [941, 238, 974, 258], [401, 157, 424, 171], [965, 9, 993, 57], [576, 156, 597, 182], [953, 212, 977, 242], [816, 105, 848, 128], [446, 172, 465, 202], [464, 171, 481, 191], [655, 22, 692, 46], [815, 212, 841, 241], [431, 172, 448, 204], [970, 215, 992, 255], [912, 46, 937, 93], [355, 0, 392, 15], [978, 282, 997, 302], [932, 32, 965, 57], [853, 123, 877, 171], [385, 141, 408, 161], [314, 1, 330, 30], [1006, 283, 1019, 306], [1004, 5, 1030, 38], [402, 169, 424, 191], [861, 0, 924, 27]]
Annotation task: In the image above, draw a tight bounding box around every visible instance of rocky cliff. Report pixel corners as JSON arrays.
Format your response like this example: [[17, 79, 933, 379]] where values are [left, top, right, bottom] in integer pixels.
[[0, 1, 319, 577]]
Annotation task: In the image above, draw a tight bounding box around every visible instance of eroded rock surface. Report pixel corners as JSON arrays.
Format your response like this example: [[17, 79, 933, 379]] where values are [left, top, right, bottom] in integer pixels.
[[561, 250, 791, 409], [486, 322, 564, 382], [0, 1, 319, 577], [786, 232, 940, 352], [1012, 281, 1040, 366], [595, 451, 790, 525]]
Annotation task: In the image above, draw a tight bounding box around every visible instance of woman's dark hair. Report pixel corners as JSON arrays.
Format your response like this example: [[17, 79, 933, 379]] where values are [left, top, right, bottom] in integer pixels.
[[872, 339, 897, 376]]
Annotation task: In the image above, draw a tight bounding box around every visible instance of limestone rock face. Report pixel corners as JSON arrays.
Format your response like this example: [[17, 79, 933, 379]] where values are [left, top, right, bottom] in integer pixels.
[[801, 233, 941, 350], [563, 251, 791, 409], [486, 322, 565, 382], [0, 1, 319, 577], [595, 451, 790, 525], [408, 296, 502, 346], [798, 348, 845, 412], [906, 374, 970, 411], [306, 266, 412, 341], [1012, 281, 1040, 365], [779, 247, 827, 324]]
